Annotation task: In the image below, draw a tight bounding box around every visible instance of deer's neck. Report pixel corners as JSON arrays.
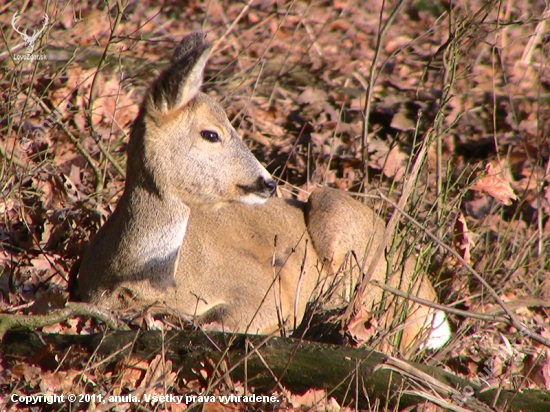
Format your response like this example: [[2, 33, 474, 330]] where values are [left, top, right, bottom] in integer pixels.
[[106, 183, 191, 284]]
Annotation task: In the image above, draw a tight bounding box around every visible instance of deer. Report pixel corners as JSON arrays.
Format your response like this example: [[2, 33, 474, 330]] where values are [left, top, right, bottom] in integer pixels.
[[77, 32, 451, 352]]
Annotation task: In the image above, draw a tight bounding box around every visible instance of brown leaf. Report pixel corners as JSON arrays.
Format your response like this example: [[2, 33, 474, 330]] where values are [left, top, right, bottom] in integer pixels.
[[383, 146, 408, 181], [346, 305, 378, 345], [291, 388, 336, 410], [42, 323, 63, 334], [0, 198, 18, 214], [390, 107, 415, 131], [470, 163, 518, 205], [39, 370, 79, 393], [112, 358, 149, 396], [296, 87, 327, 105], [140, 354, 177, 393], [367, 139, 409, 181], [30, 257, 53, 271], [202, 401, 238, 412], [11, 363, 41, 386]]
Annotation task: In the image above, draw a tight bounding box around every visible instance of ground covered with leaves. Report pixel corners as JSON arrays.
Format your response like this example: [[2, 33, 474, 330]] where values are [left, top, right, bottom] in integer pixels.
[[1, 0, 550, 410]]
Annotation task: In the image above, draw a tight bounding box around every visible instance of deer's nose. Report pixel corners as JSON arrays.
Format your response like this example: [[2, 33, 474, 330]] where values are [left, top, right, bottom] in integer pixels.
[[261, 178, 277, 195]]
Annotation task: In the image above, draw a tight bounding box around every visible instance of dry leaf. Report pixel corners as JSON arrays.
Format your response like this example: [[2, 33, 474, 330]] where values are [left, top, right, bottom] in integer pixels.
[[296, 87, 328, 105], [30, 257, 53, 271], [92, 76, 138, 129], [42, 323, 63, 334], [291, 388, 336, 410], [202, 401, 238, 412], [0, 198, 17, 214], [39, 370, 79, 393], [367, 139, 409, 181], [140, 354, 177, 392], [470, 163, 518, 205], [144, 312, 166, 330], [390, 107, 415, 131], [11, 363, 41, 385], [112, 358, 149, 396], [383, 146, 408, 181], [346, 305, 377, 345]]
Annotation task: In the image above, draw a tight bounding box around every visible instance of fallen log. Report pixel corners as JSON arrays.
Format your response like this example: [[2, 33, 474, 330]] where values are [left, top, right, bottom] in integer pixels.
[[1, 328, 548, 411]]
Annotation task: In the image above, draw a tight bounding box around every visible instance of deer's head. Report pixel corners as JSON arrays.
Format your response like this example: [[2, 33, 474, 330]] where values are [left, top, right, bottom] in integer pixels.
[[126, 33, 276, 207]]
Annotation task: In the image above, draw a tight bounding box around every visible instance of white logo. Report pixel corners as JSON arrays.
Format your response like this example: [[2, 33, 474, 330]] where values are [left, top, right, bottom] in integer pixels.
[[11, 11, 49, 54]]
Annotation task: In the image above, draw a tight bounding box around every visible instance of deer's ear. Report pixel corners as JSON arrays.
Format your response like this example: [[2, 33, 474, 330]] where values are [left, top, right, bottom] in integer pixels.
[[148, 33, 211, 114]]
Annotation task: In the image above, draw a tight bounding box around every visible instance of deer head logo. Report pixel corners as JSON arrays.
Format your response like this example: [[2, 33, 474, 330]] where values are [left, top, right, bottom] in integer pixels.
[[11, 11, 49, 54]]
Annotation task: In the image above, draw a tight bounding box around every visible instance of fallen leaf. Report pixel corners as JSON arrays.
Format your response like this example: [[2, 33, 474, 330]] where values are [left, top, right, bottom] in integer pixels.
[[470, 163, 518, 205], [112, 358, 149, 396], [390, 107, 415, 131], [140, 354, 177, 392], [30, 257, 53, 271], [0, 198, 18, 214], [346, 305, 378, 345], [296, 87, 328, 105], [383, 146, 408, 181], [202, 401, 238, 412], [42, 323, 63, 334], [11, 363, 41, 386], [39, 370, 79, 393], [291, 388, 333, 409], [366, 139, 409, 181]]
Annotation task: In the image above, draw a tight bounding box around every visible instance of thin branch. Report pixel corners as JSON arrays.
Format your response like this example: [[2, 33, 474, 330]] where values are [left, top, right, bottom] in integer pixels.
[[211, 0, 256, 53], [371, 280, 511, 325]]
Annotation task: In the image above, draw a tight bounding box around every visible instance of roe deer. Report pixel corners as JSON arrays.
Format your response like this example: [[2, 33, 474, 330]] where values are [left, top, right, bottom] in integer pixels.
[[78, 32, 451, 352]]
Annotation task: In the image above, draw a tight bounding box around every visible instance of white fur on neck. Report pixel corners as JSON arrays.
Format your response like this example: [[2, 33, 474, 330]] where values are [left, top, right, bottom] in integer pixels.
[[134, 195, 189, 272], [137, 218, 188, 263]]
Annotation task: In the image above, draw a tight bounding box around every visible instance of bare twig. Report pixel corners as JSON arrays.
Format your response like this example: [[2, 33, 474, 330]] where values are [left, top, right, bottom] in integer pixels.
[[371, 280, 510, 325], [84, 0, 127, 191]]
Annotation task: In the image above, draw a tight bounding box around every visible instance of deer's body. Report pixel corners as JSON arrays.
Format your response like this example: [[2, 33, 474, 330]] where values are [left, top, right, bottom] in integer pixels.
[[78, 33, 451, 351]]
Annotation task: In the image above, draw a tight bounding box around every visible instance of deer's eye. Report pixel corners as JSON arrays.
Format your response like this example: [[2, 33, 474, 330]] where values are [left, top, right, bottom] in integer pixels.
[[200, 130, 220, 143]]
